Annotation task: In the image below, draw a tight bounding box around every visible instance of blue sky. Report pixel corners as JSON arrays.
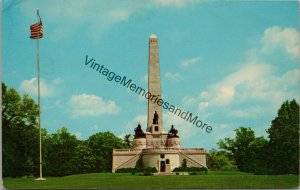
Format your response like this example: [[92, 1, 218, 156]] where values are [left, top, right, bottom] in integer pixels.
[[2, 0, 299, 150]]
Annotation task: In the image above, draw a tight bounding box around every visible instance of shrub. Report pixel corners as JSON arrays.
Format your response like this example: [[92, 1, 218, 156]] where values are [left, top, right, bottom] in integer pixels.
[[143, 167, 157, 173], [116, 167, 157, 173], [173, 166, 208, 172], [115, 167, 136, 173]]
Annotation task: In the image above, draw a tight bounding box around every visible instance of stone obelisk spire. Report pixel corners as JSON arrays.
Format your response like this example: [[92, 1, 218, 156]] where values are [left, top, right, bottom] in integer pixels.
[[147, 34, 164, 133]]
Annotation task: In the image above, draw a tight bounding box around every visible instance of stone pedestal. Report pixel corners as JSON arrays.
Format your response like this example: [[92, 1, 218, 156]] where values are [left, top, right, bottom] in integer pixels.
[[166, 137, 181, 148], [133, 138, 146, 149]]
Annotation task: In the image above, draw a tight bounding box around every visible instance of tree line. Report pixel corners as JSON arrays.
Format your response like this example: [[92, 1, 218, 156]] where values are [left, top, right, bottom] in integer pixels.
[[2, 83, 128, 177], [207, 99, 299, 175], [2, 82, 299, 177]]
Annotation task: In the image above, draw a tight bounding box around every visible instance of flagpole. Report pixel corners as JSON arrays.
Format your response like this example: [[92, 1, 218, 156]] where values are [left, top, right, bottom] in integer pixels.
[[35, 8, 46, 181]]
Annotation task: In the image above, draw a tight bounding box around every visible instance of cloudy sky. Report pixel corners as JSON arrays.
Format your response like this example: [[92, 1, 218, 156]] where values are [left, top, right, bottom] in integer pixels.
[[3, 0, 299, 150]]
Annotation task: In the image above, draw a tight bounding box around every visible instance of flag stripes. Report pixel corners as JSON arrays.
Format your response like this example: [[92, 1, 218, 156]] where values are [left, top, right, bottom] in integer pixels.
[[30, 21, 43, 39]]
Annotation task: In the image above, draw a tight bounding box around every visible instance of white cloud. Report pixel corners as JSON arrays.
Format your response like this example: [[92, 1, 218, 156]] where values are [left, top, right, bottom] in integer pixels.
[[20, 0, 200, 41], [141, 74, 148, 83], [124, 114, 147, 133], [195, 62, 299, 119], [262, 26, 299, 58], [182, 96, 197, 106], [189, 26, 300, 118], [19, 77, 61, 97], [88, 124, 100, 133], [181, 56, 202, 67], [133, 114, 147, 127], [154, 0, 200, 7], [281, 69, 300, 85], [69, 94, 119, 117], [54, 100, 63, 108], [163, 111, 210, 147], [199, 102, 209, 110], [165, 72, 183, 81], [138, 94, 147, 102], [198, 61, 274, 108], [228, 105, 275, 118], [108, 9, 130, 21], [73, 132, 82, 140]]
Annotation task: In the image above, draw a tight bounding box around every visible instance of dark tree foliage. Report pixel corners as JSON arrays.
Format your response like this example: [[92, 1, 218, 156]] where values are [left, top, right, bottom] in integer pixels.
[[44, 127, 79, 176], [70, 142, 97, 174], [2, 82, 40, 177], [217, 100, 299, 175], [172, 167, 208, 172], [86, 132, 127, 172], [218, 127, 268, 174], [123, 134, 133, 148], [207, 149, 237, 171], [266, 100, 299, 174]]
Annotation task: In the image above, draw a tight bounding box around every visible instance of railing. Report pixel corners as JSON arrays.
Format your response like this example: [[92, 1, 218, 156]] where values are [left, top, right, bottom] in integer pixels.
[[144, 147, 179, 151], [180, 148, 206, 153], [113, 148, 206, 154], [113, 149, 141, 154]]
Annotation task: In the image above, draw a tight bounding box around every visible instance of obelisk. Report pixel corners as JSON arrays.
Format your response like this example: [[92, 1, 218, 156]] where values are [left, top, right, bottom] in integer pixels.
[[147, 34, 164, 133]]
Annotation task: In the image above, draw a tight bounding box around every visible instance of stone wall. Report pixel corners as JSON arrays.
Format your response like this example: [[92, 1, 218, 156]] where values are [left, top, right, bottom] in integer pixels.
[[112, 149, 141, 172]]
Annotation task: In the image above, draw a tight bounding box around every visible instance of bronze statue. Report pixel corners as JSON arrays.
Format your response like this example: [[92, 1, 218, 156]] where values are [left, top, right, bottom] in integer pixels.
[[153, 111, 159, 124], [168, 125, 179, 138], [134, 123, 146, 138]]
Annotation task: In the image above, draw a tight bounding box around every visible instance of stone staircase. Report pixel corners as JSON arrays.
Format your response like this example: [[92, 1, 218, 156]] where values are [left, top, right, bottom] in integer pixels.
[[114, 152, 141, 171], [178, 150, 207, 169]]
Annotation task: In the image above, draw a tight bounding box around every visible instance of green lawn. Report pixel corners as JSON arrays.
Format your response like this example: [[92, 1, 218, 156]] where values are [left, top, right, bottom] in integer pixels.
[[4, 172, 299, 189]]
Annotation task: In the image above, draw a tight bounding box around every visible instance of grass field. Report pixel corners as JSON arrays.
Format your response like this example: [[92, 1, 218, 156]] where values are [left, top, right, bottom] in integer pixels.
[[4, 171, 299, 189]]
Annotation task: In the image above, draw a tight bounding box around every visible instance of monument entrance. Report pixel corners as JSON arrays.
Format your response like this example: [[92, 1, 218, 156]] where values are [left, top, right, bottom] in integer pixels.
[[160, 161, 166, 172]]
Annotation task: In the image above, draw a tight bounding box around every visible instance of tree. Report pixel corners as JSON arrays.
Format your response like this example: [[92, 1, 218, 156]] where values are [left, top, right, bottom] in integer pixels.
[[2, 82, 40, 177], [218, 127, 267, 173], [207, 149, 237, 171], [247, 137, 268, 174], [70, 142, 97, 174], [266, 100, 299, 174], [87, 132, 127, 172], [123, 134, 133, 148], [44, 127, 79, 176]]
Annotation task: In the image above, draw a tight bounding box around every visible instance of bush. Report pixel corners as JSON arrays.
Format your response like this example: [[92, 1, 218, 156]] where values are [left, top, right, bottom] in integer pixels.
[[220, 164, 238, 171], [189, 172, 198, 175], [173, 166, 208, 172], [115, 168, 136, 173], [143, 167, 157, 173]]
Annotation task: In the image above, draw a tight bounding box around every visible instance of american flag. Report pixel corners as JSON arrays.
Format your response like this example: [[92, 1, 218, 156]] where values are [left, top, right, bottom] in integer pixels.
[[30, 10, 43, 39]]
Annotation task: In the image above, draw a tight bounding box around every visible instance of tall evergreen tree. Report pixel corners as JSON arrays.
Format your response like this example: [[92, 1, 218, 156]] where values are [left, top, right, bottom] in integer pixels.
[[266, 100, 299, 174]]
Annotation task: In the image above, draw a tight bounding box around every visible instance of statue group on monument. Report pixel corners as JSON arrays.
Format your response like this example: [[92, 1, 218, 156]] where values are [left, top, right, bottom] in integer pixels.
[[134, 123, 146, 138], [168, 125, 179, 138]]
